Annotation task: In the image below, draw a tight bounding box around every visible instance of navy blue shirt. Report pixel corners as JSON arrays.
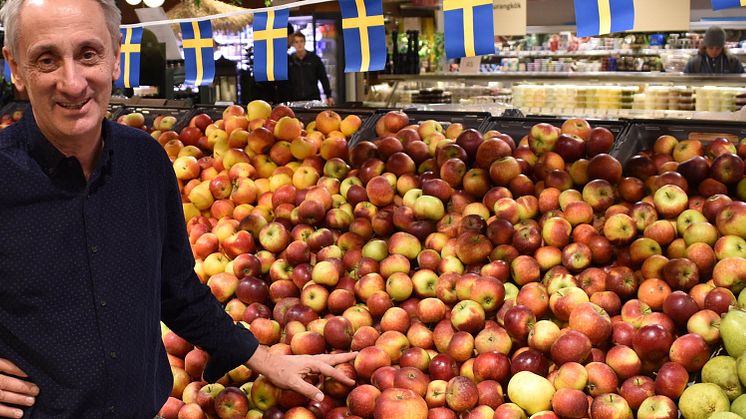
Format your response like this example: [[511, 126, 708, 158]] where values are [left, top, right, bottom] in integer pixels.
[[0, 108, 258, 418]]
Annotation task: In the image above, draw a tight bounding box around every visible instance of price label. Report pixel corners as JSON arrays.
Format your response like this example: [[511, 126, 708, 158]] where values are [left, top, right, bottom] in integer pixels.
[[460, 56, 482, 74]]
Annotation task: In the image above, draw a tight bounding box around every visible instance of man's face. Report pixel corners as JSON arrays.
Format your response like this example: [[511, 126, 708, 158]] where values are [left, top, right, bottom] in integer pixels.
[[4, 0, 120, 143], [292, 36, 306, 54], [706, 46, 723, 59]]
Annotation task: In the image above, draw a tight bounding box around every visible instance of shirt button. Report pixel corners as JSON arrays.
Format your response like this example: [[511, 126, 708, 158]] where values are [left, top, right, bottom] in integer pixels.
[[91, 245, 99, 254], [109, 351, 117, 359], [100, 300, 107, 307], [107, 406, 115, 414]]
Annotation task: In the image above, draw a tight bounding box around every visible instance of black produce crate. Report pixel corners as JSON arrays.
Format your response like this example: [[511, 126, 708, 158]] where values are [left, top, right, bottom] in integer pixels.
[[610, 119, 746, 165], [113, 106, 195, 132], [482, 116, 630, 146], [351, 109, 493, 147]]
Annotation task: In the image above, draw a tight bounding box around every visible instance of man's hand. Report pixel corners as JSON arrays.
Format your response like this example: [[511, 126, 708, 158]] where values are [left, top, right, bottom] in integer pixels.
[[325, 97, 335, 106], [0, 358, 38, 418], [246, 346, 357, 402]]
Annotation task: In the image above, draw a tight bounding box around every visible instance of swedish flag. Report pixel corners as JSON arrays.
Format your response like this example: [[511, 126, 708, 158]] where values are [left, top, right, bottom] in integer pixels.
[[443, 0, 495, 59], [253, 9, 289, 82], [339, 0, 386, 73], [712, 0, 746, 10], [574, 0, 635, 37], [180, 20, 215, 86], [3, 60, 13, 85], [115, 27, 143, 89]]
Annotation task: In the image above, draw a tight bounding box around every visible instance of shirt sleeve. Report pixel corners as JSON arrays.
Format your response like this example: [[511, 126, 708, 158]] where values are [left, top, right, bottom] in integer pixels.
[[158, 152, 258, 382], [316, 54, 333, 97]]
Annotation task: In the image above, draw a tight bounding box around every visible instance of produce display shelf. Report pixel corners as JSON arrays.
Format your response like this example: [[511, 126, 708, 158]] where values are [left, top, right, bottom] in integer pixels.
[[192, 105, 380, 146], [610, 119, 746, 165], [112, 105, 196, 132], [351, 109, 493, 146], [483, 116, 631, 146]]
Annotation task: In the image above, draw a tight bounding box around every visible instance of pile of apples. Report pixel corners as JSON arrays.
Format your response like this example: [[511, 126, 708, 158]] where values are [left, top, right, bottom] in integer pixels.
[[0, 108, 22, 129], [134, 101, 746, 419]]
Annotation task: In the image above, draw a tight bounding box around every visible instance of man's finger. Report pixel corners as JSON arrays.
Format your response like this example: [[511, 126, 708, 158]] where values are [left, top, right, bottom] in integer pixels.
[[0, 388, 36, 407], [290, 377, 324, 402], [0, 404, 25, 419], [0, 375, 39, 397], [0, 359, 26, 378], [313, 352, 358, 365], [316, 362, 355, 386]]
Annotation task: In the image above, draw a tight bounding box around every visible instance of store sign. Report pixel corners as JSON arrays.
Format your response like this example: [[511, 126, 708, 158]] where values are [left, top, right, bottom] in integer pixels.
[[633, 0, 690, 32], [493, 0, 527, 36]]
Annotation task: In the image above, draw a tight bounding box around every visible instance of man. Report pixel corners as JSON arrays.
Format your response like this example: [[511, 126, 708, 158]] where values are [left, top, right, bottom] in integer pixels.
[[684, 26, 744, 74], [288, 31, 334, 105], [0, 1, 355, 417]]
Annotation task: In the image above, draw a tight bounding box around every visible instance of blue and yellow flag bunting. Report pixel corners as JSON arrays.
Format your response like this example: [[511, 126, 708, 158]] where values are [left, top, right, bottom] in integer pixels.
[[180, 20, 215, 86], [116, 27, 143, 89], [3, 60, 13, 85], [711, 0, 746, 10], [443, 0, 496, 59], [339, 0, 387, 73], [574, 0, 635, 37], [253, 9, 289, 82]]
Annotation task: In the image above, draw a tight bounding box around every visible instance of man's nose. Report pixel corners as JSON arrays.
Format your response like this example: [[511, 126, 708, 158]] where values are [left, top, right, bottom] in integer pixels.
[[57, 59, 87, 96]]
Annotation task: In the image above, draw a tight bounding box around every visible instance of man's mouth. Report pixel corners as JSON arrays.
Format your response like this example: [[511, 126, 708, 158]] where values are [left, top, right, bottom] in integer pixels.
[[58, 98, 90, 110]]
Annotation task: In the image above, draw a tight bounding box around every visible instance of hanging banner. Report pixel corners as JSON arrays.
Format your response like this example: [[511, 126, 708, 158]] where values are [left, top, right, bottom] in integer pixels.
[[633, 0, 689, 32], [3, 60, 13, 85], [339, 0, 387, 73], [180, 20, 215, 86], [712, 0, 746, 10], [443, 0, 496, 59], [253, 9, 289, 82], [494, 0, 526, 36], [116, 27, 143, 89], [574, 0, 635, 37]]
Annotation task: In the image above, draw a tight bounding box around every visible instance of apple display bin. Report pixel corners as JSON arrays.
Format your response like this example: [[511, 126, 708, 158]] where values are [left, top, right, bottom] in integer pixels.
[[349, 110, 493, 148], [192, 105, 378, 146], [482, 116, 631, 150], [113, 106, 196, 132], [610, 119, 746, 165]]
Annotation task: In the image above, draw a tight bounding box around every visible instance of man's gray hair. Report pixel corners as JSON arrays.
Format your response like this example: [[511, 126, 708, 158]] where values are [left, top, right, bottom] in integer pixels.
[[0, 0, 122, 57]]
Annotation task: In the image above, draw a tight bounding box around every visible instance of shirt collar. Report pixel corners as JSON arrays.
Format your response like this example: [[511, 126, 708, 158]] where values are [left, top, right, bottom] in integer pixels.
[[22, 104, 114, 186]]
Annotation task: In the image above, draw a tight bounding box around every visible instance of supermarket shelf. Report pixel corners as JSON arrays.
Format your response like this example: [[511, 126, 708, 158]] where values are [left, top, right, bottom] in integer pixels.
[[487, 49, 693, 58], [377, 72, 746, 84]]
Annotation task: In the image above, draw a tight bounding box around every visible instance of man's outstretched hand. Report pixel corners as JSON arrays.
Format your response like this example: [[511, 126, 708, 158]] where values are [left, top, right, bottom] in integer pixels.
[[0, 358, 38, 418], [246, 346, 357, 402]]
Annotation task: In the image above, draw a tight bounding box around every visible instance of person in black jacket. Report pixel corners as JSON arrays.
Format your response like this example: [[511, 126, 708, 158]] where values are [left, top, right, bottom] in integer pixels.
[[684, 26, 744, 74], [288, 31, 334, 105]]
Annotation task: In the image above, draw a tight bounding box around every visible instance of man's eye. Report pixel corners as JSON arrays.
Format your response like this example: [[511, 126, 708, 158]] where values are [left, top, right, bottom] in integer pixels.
[[82, 51, 98, 61], [37, 57, 56, 68]]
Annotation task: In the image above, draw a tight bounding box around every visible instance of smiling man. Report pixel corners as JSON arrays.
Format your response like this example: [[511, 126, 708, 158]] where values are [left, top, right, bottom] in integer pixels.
[[0, 1, 354, 417]]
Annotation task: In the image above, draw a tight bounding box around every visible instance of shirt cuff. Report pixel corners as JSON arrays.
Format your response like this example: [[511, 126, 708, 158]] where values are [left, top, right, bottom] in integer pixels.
[[202, 323, 259, 382]]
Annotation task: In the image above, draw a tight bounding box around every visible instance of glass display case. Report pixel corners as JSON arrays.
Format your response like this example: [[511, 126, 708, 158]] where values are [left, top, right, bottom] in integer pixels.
[[366, 73, 746, 120]]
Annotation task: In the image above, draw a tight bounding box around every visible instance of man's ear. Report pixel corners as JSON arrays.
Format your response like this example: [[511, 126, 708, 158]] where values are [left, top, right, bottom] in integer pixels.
[[2, 47, 25, 92], [112, 34, 122, 82]]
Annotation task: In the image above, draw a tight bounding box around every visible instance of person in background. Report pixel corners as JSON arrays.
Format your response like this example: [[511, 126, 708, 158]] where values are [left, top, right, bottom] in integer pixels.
[[0, 0, 355, 417], [684, 25, 744, 74], [288, 31, 334, 105]]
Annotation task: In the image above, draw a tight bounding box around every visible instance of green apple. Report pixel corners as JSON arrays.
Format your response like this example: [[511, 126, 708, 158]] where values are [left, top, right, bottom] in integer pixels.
[[507, 371, 555, 415]]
